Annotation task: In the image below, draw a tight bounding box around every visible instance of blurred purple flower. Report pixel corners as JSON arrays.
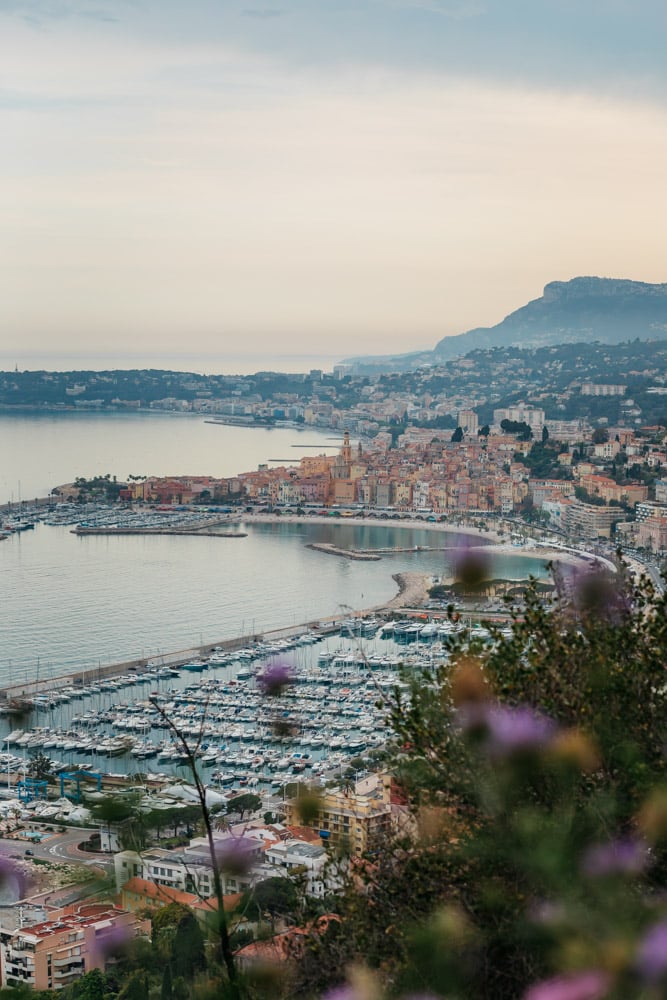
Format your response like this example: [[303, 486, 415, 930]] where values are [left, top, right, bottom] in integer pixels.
[[215, 835, 257, 875], [450, 540, 491, 593], [523, 969, 611, 1000], [565, 563, 631, 623], [636, 920, 667, 982], [581, 838, 649, 878], [258, 661, 293, 697], [0, 854, 26, 899], [458, 702, 556, 757], [322, 988, 359, 1000], [91, 922, 131, 963]]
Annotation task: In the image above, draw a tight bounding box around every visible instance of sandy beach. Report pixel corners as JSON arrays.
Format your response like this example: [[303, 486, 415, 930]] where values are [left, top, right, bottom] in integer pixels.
[[238, 511, 610, 609]]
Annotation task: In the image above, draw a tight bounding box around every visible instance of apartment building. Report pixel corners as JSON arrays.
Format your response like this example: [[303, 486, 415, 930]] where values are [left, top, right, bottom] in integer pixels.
[[282, 784, 392, 854], [563, 501, 618, 539], [0, 904, 148, 991]]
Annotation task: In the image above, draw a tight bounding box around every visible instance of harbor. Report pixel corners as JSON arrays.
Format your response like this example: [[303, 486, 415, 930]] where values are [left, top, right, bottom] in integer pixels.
[[0, 613, 495, 795]]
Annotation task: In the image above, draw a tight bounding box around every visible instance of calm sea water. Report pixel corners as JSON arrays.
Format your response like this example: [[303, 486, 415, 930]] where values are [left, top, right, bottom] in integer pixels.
[[1, 413, 550, 687], [0, 411, 340, 504], [0, 518, 549, 687]]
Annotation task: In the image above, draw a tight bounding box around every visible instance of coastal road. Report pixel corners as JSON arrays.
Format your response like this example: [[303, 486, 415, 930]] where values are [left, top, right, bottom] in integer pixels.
[[0, 826, 114, 873]]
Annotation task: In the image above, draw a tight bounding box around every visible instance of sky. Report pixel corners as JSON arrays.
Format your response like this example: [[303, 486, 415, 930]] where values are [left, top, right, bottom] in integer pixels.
[[2, 0, 667, 365]]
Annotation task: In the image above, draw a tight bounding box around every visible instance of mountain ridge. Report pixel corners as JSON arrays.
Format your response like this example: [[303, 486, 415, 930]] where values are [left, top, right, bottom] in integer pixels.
[[434, 276, 667, 361], [343, 277, 667, 371]]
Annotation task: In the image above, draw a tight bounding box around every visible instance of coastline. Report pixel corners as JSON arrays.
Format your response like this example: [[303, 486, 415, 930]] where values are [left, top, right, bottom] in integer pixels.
[[0, 507, 611, 701], [241, 510, 605, 570]]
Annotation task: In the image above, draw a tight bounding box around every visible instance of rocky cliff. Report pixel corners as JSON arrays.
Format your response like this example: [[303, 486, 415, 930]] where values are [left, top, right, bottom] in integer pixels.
[[432, 276, 667, 361]]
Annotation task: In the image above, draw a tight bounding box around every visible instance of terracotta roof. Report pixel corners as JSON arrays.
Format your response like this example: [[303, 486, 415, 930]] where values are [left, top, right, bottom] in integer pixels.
[[235, 915, 340, 965], [121, 877, 197, 908], [285, 825, 323, 844], [122, 878, 241, 914]]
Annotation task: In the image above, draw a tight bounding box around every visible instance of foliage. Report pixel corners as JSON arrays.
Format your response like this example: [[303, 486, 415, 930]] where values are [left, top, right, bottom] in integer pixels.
[[69, 969, 109, 1000], [297, 566, 667, 1000], [226, 793, 262, 820], [515, 440, 569, 479], [26, 750, 54, 782], [172, 911, 206, 980], [74, 474, 123, 502], [501, 418, 533, 440], [117, 971, 149, 1000], [241, 877, 300, 921]]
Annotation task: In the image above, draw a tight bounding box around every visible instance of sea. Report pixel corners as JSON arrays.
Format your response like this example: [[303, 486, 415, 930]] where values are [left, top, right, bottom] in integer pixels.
[[1, 410, 550, 688]]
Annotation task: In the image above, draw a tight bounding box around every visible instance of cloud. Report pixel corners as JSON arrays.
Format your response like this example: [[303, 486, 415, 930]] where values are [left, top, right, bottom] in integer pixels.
[[241, 7, 284, 18], [378, 0, 484, 17], [0, 0, 119, 23]]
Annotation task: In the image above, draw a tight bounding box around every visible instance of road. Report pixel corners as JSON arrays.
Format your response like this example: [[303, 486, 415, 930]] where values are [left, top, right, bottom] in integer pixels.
[[0, 825, 114, 873]]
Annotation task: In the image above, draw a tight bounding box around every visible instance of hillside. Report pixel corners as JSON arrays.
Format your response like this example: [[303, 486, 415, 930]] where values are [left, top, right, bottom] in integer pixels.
[[433, 276, 667, 361]]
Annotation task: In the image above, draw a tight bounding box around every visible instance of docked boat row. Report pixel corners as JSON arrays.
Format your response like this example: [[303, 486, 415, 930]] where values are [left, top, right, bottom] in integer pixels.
[[1, 609, 517, 793], [3, 668, 395, 791]]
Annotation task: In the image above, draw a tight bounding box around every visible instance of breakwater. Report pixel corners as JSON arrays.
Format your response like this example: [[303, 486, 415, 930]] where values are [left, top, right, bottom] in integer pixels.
[[0, 570, 435, 704], [0, 619, 338, 703], [72, 527, 247, 538], [305, 542, 381, 561]]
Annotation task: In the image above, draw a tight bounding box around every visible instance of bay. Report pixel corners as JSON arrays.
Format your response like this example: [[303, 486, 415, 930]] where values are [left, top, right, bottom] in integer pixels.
[[1, 412, 550, 690], [0, 411, 339, 504], [0, 517, 549, 688]]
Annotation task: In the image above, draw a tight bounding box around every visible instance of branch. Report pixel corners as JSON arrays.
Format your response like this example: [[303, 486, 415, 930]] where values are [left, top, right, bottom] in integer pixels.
[[149, 696, 239, 997]]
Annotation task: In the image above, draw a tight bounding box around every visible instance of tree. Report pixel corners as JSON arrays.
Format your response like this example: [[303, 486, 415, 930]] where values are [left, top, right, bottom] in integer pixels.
[[172, 910, 206, 980], [27, 750, 53, 782], [592, 425, 609, 444], [118, 971, 148, 1000], [500, 418, 532, 440], [242, 877, 299, 921], [71, 969, 107, 1000], [226, 793, 261, 821], [301, 569, 667, 1000], [152, 903, 193, 950], [478, 424, 490, 437], [160, 964, 173, 1000], [541, 424, 549, 443], [90, 793, 145, 851], [451, 426, 463, 443]]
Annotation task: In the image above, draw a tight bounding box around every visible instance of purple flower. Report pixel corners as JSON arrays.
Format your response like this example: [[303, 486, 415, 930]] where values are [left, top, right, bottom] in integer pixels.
[[581, 838, 649, 878], [458, 702, 557, 758], [450, 540, 491, 593], [564, 563, 631, 623], [523, 970, 611, 1000], [0, 854, 26, 899], [257, 661, 293, 697], [215, 835, 257, 875], [91, 922, 131, 963], [636, 920, 667, 982], [322, 988, 360, 1000]]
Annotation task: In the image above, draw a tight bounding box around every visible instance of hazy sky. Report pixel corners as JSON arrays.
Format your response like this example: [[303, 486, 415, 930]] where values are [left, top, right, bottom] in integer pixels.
[[3, 0, 667, 363]]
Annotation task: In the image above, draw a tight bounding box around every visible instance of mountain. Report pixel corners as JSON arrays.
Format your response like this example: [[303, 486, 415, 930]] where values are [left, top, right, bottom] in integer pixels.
[[432, 276, 667, 361]]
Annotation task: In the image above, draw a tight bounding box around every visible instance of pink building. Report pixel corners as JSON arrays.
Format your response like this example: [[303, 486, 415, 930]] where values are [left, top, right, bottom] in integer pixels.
[[0, 903, 149, 991]]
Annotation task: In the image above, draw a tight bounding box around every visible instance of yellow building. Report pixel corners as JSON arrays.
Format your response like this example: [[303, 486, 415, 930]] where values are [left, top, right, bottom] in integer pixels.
[[283, 782, 392, 855]]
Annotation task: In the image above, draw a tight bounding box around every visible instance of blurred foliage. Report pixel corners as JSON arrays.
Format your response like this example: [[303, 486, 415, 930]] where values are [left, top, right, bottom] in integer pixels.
[[292, 563, 667, 999]]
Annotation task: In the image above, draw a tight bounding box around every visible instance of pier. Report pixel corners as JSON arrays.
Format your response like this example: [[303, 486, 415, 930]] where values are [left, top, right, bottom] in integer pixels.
[[0, 619, 341, 705], [72, 527, 247, 538], [305, 543, 381, 561]]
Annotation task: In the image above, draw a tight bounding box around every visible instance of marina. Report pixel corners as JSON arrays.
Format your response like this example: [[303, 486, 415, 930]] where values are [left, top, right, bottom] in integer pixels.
[[0, 617, 481, 794]]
